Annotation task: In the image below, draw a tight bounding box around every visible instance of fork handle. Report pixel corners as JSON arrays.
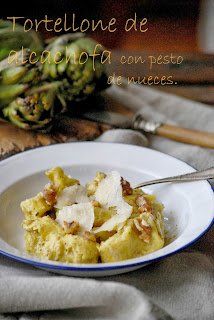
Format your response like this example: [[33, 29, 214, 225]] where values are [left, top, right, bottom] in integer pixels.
[[157, 124, 214, 148], [133, 167, 214, 189]]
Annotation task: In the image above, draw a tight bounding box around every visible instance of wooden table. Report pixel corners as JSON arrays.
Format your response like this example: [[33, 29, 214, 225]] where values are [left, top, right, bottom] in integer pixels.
[[0, 50, 214, 160]]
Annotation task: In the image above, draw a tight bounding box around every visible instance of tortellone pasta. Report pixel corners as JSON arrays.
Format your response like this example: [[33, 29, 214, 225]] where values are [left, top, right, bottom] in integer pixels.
[[21, 167, 165, 263]]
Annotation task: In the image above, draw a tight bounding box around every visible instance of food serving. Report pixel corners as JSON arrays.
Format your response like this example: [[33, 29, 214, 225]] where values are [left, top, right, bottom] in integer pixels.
[[21, 167, 165, 263]]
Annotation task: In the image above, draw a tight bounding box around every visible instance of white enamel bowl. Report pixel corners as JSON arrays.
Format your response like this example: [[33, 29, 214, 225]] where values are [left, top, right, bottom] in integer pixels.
[[0, 142, 213, 277]]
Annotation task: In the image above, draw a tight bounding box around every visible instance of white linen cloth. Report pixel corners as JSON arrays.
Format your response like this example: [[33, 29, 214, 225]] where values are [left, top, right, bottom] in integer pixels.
[[0, 83, 214, 320]]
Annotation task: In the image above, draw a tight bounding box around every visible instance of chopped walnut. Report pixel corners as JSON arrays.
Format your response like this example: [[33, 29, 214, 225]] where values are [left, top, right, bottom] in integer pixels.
[[91, 200, 101, 207], [134, 218, 152, 243], [43, 183, 57, 206], [135, 195, 153, 213], [63, 221, 80, 234], [47, 209, 56, 220], [121, 177, 133, 196], [82, 231, 96, 242]]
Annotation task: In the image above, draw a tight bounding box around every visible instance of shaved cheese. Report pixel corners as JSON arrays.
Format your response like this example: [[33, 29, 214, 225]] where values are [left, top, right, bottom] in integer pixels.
[[94, 171, 121, 209], [93, 211, 130, 233], [55, 203, 94, 233], [55, 185, 89, 209], [94, 171, 132, 233]]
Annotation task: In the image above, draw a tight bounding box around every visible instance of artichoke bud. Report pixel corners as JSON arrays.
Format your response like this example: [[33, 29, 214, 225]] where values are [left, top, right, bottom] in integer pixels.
[[43, 33, 108, 101], [2, 81, 66, 131], [0, 52, 42, 108]]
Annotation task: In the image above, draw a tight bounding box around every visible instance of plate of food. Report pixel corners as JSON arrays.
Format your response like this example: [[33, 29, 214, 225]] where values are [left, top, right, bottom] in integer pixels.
[[0, 142, 213, 277]]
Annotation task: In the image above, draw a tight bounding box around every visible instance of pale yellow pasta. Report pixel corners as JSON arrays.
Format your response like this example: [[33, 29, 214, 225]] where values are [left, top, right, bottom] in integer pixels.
[[21, 167, 165, 263]]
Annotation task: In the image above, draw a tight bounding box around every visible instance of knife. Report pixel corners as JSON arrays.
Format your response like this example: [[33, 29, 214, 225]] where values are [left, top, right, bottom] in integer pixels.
[[81, 110, 214, 148]]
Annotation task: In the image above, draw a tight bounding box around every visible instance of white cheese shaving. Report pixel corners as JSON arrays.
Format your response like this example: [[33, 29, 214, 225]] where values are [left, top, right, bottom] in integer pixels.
[[55, 185, 89, 209], [94, 171, 132, 233], [94, 214, 130, 233], [55, 203, 94, 233]]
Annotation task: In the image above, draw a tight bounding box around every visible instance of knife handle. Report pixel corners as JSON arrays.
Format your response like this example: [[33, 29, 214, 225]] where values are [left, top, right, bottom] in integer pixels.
[[133, 115, 214, 148], [156, 124, 214, 148]]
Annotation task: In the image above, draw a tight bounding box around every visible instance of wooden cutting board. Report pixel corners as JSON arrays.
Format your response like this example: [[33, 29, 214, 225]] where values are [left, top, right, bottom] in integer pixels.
[[0, 117, 111, 160], [0, 89, 131, 160]]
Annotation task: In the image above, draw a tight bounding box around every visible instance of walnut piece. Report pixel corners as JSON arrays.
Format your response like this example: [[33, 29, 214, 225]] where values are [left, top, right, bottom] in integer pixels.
[[63, 221, 80, 234], [82, 231, 96, 242], [121, 177, 133, 196], [47, 209, 56, 220], [135, 195, 153, 213], [43, 183, 57, 206], [134, 218, 152, 243]]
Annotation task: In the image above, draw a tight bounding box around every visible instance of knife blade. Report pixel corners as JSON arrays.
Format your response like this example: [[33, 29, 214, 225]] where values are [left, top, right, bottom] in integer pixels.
[[82, 111, 133, 129], [81, 110, 214, 149]]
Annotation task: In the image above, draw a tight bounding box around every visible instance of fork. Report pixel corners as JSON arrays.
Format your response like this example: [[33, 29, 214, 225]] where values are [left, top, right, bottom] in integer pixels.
[[132, 167, 214, 189]]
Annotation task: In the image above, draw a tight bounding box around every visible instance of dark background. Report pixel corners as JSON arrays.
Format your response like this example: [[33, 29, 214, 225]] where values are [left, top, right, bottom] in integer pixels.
[[2, 0, 201, 51]]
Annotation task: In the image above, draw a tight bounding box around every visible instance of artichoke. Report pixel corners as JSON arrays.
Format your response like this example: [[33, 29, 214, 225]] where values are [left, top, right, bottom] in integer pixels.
[[43, 34, 108, 101], [0, 20, 44, 61], [0, 51, 42, 108], [2, 82, 66, 131], [0, 24, 109, 131]]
